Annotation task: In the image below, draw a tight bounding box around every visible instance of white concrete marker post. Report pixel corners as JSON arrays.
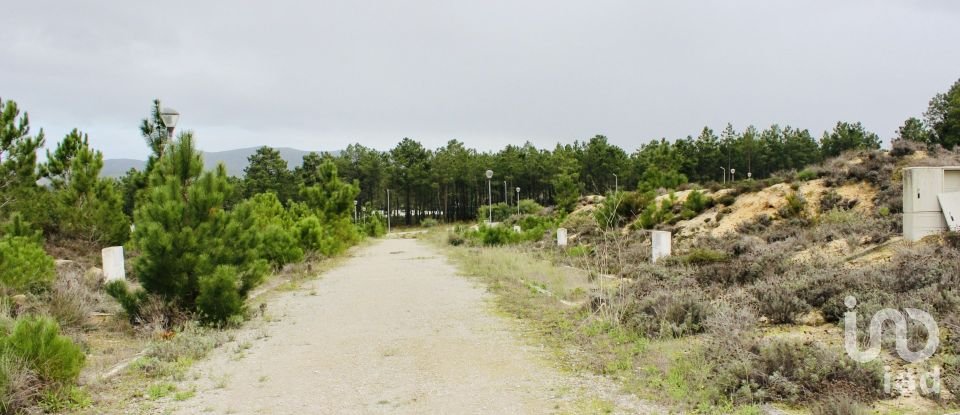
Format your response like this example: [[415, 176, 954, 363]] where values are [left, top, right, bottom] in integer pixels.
[[557, 228, 568, 247], [651, 230, 672, 264], [513, 225, 522, 233], [102, 246, 126, 282]]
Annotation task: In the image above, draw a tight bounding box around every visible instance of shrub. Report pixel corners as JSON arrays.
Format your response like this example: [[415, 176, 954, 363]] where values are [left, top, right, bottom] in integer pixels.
[[447, 232, 465, 246], [420, 218, 438, 228], [362, 211, 387, 237], [196, 266, 244, 326], [635, 194, 677, 229], [230, 193, 302, 269], [778, 192, 807, 219], [104, 280, 149, 323], [477, 225, 517, 246], [682, 190, 712, 215], [1, 316, 84, 386], [477, 203, 514, 223], [595, 192, 624, 229], [0, 236, 55, 293], [671, 248, 728, 266], [621, 289, 710, 338], [796, 169, 819, 181], [811, 396, 868, 415], [715, 191, 737, 206], [753, 281, 809, 324], [0, 354, 40, 415], [713, 337, 882, 405], [517, 199, 544, 215], [296, 215, 325, 252]]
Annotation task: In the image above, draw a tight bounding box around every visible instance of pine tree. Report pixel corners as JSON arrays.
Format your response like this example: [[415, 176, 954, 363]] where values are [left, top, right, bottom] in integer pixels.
[[110, 132, 269, 324], [42, 129, 130, 244], [0, 98, 45, 218]]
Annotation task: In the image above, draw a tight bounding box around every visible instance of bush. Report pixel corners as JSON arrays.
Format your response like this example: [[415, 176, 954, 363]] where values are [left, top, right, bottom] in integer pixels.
[[477, 202, 514, 223], [811, 396, 868, 415], [420, 218, 438, 228], [713, 337, 883, 404], [518, 199, 544, 215], [796, 168, 819, 181], [1, 316, 84, 386], [447, 232, 465, 246], [196, 266, 244, 326], [753, 281, 809, 324], [682, 190, 712, 214], [230, 193, 302, 269], [0, 236, 55, 293], [716, 193, 737, 207], [621, 289, 710, 338], [477, 225, 517, 246], [362, 211, 387, 237], [778, 192, 807, 219], [0, 354, 39, 414], [670, 248, 729, 266]]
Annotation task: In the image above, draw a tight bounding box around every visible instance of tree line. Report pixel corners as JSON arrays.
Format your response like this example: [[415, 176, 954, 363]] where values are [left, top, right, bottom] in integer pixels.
[[223, 77, 959, 225]]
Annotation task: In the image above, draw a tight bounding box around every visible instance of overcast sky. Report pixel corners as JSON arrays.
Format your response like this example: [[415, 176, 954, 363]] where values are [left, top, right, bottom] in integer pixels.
[[3, 1, 959, 160]]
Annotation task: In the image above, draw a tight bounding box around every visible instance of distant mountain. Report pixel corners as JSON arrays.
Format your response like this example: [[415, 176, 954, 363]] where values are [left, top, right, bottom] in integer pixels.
[[102, 147, 337, 177]]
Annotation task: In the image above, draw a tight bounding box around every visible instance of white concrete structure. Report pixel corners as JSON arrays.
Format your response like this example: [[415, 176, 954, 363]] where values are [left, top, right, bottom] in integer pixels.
[[513, 225, 522, 233], [101, 246, 126, 282], [939, 192, 960, 232], [903, 166, 960, 241], [556, 228, 567, 247], [651, 230, 672, 263]]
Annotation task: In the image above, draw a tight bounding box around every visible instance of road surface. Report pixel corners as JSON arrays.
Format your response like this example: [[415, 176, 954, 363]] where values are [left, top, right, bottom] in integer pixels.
[[156, 237, 656, 414]]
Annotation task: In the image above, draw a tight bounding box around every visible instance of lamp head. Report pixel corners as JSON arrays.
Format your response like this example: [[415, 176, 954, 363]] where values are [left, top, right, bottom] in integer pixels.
[[160, 107, 180, 129]]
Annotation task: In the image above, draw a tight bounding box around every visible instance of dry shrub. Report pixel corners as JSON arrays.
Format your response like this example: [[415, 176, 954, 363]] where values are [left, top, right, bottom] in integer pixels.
[[620, 287, 710, 338], [752, 280, 809, 324], [811, 396, 868, 415], [44, 262, 102, 329], [0, 355, 41, 415], [717, 338, 882, 404]]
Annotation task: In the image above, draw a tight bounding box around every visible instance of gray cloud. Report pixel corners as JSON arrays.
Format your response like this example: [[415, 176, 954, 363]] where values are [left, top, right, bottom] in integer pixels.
[[2, 0, 959, 159]]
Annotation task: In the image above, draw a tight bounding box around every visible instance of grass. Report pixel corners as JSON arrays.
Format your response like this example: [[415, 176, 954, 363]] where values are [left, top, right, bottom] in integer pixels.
[[428, 228, 772, 413]]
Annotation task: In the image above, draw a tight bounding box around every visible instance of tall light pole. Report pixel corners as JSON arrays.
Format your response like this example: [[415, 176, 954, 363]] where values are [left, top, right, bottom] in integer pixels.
[[516, 187, 521, 215], [720, 167, 726, 184], [485, 170, 494, 224], [503, 181, 507, 206], [731, 168, 736, 182], [386, 189, 391, 233], [354, 200, 358, 223], [613, 173, 618, 193]]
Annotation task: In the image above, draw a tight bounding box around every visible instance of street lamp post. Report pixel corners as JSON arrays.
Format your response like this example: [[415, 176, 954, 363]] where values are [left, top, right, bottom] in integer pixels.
[[386, 189, 391, 233], [720, 167, 726, 184], [613, 173, 618, 193], [485, 170, 494, 224], [731, 168, 736, 182], [503, 181, 507, 206], [516, 187, 520, 215], [354, 200, 358, 223]]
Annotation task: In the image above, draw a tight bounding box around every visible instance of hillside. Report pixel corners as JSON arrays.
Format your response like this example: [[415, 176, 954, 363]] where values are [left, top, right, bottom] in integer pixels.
[[101, 147, 337, 177]]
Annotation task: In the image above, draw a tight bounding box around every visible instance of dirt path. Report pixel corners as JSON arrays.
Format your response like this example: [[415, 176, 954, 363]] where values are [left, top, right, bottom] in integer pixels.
[[155, 237, 658, 414]]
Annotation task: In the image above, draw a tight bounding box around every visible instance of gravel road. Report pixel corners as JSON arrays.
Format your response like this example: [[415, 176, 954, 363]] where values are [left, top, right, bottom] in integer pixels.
[[157, 237, 660, 414]]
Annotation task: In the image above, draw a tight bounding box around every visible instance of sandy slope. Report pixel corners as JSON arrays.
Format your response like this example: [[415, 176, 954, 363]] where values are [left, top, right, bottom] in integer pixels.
[[151, 237, 657, 415]]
